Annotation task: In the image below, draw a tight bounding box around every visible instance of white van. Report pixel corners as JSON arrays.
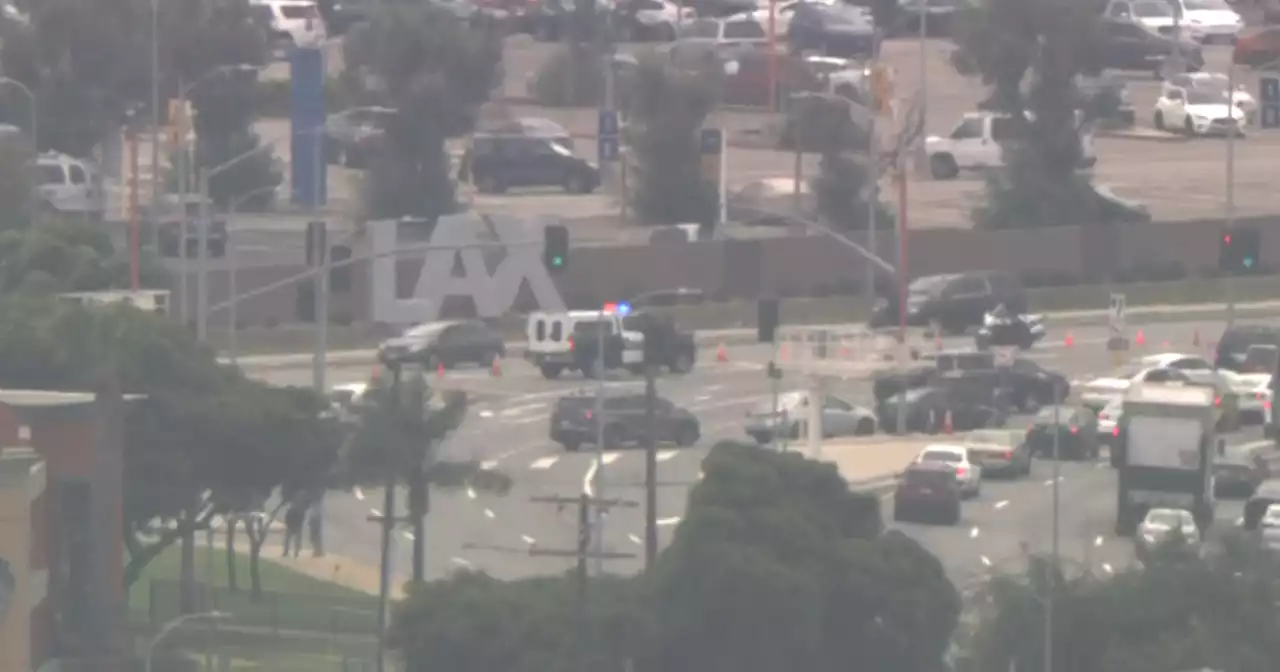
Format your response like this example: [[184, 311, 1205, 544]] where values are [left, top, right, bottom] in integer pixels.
[[36, 152, 104, 219]]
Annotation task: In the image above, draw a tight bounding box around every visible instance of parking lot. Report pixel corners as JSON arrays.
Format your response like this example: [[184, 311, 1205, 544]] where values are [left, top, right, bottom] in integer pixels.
[[246, 31, 1275, 234]]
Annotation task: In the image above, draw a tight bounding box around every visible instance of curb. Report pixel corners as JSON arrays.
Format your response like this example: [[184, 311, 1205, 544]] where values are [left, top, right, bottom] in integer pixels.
[[1097, 129, 1190, 142]]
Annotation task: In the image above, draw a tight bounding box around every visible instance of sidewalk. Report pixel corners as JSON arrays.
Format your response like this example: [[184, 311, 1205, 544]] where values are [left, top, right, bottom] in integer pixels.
[[260, 544, 400, 599], [787, 436, 934, 491]]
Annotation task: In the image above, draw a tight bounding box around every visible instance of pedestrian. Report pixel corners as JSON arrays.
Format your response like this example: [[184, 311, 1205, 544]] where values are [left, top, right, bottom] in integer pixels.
[[283, 503, 305, 558], [307, 504, 324, 557]]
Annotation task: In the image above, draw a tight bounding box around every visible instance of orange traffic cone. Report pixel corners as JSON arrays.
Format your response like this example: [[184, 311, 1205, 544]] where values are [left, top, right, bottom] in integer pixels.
[[1136, 330, 1146, 346], [1192, 330, 1201, 347], [437, 362, 446, 378], [716, 343, 729, 363], [943, 410, 954, 434], [490, 354, 502, 377], [1064, 332, 1075, 347]]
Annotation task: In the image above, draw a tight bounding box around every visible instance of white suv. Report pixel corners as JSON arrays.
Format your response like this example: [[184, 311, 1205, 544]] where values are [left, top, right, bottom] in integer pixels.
[[251, 0, 326, 54], [36, 152, 103, 219]]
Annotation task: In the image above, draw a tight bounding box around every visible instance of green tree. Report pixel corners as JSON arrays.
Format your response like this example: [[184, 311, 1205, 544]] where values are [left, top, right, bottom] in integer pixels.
[[0, 296, 337, 600], [645, 441, 959, 672], [0, 216, 168, 293], [625, 56, 718, 226], [966, 535, 1280, 672], [343, 6, 504, 220], [951, 0, 1107, 230], [391, 571, 652, 672], [789, 93, 894, 233]]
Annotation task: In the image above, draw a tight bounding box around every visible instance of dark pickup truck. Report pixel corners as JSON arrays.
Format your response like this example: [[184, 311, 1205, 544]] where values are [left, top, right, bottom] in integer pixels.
[[872, 349, 1069, 412]]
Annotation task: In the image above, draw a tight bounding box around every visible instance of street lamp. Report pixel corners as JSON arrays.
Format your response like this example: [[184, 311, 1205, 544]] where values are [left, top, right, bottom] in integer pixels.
[[0, 76, 36, 150], [144, 610, 231, 672], [174, 63, 259, 326], [224, 184, 279, 363]]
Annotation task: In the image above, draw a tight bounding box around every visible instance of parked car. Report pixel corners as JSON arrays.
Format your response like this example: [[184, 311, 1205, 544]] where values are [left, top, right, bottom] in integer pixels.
[[1166, 0, 1243, 44], [1214, 439, 1274, 498], [460, 132, 599, 194], [914, 443, 982, 497], [1024, 405, 1100, 461], [676, 15, 768, 46], [36, 152, 104, 220], [786, 2, 874, 57], [893, 462, 962, 525], [719, 46, 825, 106], [924, 111, 1097, 181], [251, 0, 327, 54], [324, 106, 395, 168], [1098, 17, 1203, 76], [743, 390, 878, 444], [1244, 479, 1280, 529], [615, 0, 695, 40], [964, 429, 1033, 478], [1163, 72, 1256, 124], [1233, 26, 1280, 68], [1096, 397, 1124, 450], [1104, 0, 1178, 36], [869, 271, 1027, 334], [1152, 85, 1245, 136], [550, 392, 701, 451], [1216, 325, 1280, 372]]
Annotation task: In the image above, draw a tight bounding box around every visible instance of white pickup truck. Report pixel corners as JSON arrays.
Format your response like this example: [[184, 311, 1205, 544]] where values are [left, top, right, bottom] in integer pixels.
[[924, 111, 1097, 180]]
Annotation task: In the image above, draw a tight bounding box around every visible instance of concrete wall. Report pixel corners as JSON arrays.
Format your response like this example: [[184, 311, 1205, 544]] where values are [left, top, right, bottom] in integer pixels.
[[170, 215, 1280, 328]]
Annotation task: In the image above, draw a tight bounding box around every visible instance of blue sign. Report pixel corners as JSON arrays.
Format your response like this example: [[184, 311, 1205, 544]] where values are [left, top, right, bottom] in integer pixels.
[[1264, 103, 1280, 130], [290, 47, 327, 208], [1262, 76, 1280, 104], [598, 136, 619, 164], [598, 109, 620, 138], [699, 128, 723, 155]]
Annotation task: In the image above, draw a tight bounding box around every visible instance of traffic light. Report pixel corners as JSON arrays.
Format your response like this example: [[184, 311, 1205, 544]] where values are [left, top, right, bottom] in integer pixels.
[[544, 224, 569, 272], [758, 299, 779, 343], [1219, 226, 1261, 273]]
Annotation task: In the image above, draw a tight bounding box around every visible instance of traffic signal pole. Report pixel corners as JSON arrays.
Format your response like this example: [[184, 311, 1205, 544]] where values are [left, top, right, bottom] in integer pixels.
[[1226, 62, 1238, 328]]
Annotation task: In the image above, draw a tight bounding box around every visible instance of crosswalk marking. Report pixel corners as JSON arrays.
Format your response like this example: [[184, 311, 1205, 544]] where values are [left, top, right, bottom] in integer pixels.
[[529, 456, 560, 470], [601, 452, 620, 465], [656, 450, 678, 462]]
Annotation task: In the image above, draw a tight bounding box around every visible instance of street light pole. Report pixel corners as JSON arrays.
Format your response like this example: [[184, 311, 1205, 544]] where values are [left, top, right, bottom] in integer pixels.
[[1045, 403, 1061, 672], [151, 0, 161, 235], [593, 307, 607, 576], [1225, 62, 1238, 327]]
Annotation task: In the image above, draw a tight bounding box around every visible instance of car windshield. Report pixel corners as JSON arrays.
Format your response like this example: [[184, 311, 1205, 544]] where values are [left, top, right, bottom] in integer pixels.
[[724, 19, 765, 38], [1144, 510, 1185, 528], [1035, 406, 1073, 424], [920, 449, 962, 463], [908, 275, 952, 295], [1133, 0, 1172, 15], [403, 322, 447, 339], [1184, 0, 1229, 9], [754, 392, 804, 413], [1187, 89, 1226, 105]]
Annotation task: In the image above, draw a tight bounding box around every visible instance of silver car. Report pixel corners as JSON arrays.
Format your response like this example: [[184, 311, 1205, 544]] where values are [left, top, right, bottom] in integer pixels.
[[1136, 507, 1200, 558], [915, 444, 982, 497], [744, 390, 877, 444]]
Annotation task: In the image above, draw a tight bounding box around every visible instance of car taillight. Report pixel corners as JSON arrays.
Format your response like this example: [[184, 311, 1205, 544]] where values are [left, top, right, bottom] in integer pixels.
[[1070, 426, 1079, 435], [1004, 450, 1013, 459], [567, 337, 574, 350], [1215, 397, 1222, 406], [584, 410, 593, 420], [1258, 392, 1268, 400], [956, 466, 967, 476], [1112, 426, 1120, 437]]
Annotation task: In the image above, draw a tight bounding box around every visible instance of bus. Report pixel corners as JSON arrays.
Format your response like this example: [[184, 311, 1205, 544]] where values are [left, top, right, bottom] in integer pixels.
[[1115, 382, 1217, 536]]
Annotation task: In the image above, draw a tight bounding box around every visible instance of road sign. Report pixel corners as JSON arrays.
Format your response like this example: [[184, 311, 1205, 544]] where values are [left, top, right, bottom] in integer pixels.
[[1107, 293, 1129, 354], [1261, 76, 1280, 129], [598, 109, 620, 164]]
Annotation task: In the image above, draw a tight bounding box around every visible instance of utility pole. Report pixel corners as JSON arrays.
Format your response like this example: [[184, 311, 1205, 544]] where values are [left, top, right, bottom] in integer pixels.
[[643, 363, 658, 569], [529, 494, 637, 613], [371, 361, 404, 672], [409, 441, 430, 583]]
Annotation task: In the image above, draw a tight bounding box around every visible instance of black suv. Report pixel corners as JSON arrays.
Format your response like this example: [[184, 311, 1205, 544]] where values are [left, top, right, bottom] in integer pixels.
[[550, 393, 701, 451], [893, 463, 962, 525], [870, 272, 1026, 335], [460, 133, 600, 195], [1098, 18, 1203, 75], [1024, 405, 1099, 461], [1215, 325, 1280, 372]]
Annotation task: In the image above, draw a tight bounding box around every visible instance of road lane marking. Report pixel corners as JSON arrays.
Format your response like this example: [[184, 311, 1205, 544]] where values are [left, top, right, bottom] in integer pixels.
[[980, 555, 992, 567], [501, 403, 547, 417], [1101, 563, 1113, 574], [1093, 535, 1104, 547], [601, 452, 620, 465], [694, 395, 712, 402], [354, 487, 365, 501], [483, 508, 495, 519], [450, 557, 473, 568], [479, 460, 499, 471], [466, 487, 477, 500], [628, 533, 642, 545], [656, 450, 679, 462], [402, 531, 415, 540], [507, 414, 550, 425], [521, 535, 537, 545], [479, 410, 495, 418], [994, 500, 1009, 509], [657, 516, 681, 526], [702, 385, 723, 393], [969, 527, 980, 539], [529, 456, 560, 470]]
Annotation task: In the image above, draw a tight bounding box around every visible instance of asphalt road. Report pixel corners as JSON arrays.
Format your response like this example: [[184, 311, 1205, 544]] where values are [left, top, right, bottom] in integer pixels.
[[240, 312, 1270, 588]]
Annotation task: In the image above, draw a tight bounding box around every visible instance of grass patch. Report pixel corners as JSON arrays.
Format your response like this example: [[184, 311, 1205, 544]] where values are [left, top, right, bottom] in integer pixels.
[[131, 544, 380, 636]]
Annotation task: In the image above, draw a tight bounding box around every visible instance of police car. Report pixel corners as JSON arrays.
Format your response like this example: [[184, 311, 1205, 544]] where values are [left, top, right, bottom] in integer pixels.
[[525, 303, 644, 379]]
